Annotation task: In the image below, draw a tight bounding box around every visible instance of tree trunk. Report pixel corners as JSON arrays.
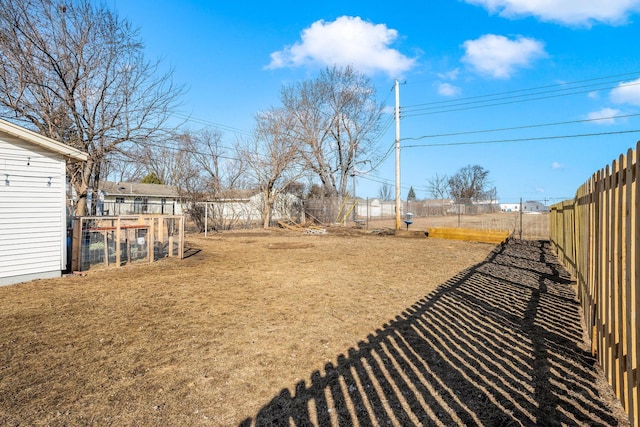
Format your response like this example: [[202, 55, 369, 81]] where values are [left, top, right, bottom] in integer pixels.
[[263, 199, 273, 229], [71, 158, 94, 216]]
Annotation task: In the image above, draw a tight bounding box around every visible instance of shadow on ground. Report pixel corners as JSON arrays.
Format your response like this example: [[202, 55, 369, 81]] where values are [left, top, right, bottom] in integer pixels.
[[241, 240, 624, 426]]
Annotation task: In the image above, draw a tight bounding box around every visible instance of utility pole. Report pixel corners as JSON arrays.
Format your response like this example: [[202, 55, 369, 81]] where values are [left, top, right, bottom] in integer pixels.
[[395, 79, 401, 230]]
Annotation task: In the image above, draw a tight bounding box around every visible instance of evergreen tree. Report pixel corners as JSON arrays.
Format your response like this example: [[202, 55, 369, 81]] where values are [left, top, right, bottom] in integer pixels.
[[407, 186, 417, 201], [141, 172, 164, 184]]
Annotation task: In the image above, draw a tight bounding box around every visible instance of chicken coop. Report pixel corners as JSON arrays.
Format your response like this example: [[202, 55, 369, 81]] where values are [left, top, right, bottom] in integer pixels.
[[70, 215, 185, 272]]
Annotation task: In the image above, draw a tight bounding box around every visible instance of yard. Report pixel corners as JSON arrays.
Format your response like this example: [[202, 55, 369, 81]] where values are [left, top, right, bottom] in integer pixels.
[[0, 222, 628, 425]]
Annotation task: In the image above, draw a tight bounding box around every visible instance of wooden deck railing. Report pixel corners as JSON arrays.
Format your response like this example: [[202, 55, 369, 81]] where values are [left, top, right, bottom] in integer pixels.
[[550, 141, 640, 426]]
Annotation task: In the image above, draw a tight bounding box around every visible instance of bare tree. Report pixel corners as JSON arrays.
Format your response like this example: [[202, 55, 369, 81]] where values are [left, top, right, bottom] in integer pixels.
[[0, 0, 183, 214], [241, 108, 305, 228], [102, 150, 146, 183], [136, 129, 246, 231], [279, 66, 384, 199], [378, 183, 393, 200], [137, 142, 182, 187], [427, 173, 449, 200], [186, 129, 246, 197], [447, 165, 491, 204]]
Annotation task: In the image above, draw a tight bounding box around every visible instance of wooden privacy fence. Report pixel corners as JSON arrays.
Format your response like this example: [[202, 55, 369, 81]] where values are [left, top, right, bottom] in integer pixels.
[[550, 141, 640, 426], [71, 215, 185, 272]]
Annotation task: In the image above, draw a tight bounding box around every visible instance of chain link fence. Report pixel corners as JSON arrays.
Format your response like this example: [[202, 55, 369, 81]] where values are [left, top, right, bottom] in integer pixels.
[[181, 196, 548, 240]]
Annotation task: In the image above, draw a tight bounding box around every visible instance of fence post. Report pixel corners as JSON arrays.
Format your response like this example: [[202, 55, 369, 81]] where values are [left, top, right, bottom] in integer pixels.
[[179, 216, 185, 259], [71, 218, 82, 272], [633, 143, 640, 422], [148, 217, 155, 263], [169, 219, 175, 258], [519, 198, 523, 240], [623, 148, 634, 417], [116, 217, 121, 267]]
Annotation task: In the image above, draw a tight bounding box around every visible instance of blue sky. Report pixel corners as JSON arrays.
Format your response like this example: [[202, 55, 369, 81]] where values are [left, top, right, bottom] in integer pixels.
[[112, 0, 640, 204]]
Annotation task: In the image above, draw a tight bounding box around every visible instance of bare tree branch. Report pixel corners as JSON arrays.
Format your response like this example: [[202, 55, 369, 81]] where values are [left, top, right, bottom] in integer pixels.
[[279, 66, 384, 199], [240, 108, 305, 228], [0, 0, 184, 214]]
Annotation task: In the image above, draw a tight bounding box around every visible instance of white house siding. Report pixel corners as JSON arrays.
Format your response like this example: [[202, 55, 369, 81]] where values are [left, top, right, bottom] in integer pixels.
[[355, 199, 399, 219], [0, 138, 67, 286]]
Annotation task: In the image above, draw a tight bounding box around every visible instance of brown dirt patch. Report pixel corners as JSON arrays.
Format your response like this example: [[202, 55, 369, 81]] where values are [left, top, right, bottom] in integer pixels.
[[0, 230, 628, 426]]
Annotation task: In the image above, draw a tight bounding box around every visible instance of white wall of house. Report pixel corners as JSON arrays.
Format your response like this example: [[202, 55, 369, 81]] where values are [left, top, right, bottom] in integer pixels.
[[500, 201, 549, 213], [501, 203, 521, 212], [0, 119, 86, 286], [0, 140, 67, 285], [204, 193, 299, 223], [355, 199, 401, 219], [99, 193, 184, 215]]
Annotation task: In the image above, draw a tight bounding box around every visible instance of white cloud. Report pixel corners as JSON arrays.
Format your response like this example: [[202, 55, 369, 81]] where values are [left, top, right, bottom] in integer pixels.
[[437, 68, 460, 81], [587, 107, 622, 124], [464, 0, 640, 26], [551, 162, 564, 170], [266, 16, 416, 77], [610, 78, 640, 105], [437, 82, 462, 97], [461, 34, 547, 79]]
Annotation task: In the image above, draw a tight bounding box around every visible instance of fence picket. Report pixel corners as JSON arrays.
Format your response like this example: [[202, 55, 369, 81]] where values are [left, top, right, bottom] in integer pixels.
[[626, 147, 636, 419], [550, 142, 640, 427], [635, 141, 640, 422]]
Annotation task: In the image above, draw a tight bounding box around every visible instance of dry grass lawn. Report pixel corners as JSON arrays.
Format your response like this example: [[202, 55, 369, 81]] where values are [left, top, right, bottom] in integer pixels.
[[0, 228, 495, 425], [0, 223, 628, 426]]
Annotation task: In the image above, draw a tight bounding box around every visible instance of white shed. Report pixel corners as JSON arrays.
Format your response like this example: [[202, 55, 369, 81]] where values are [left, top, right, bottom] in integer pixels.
[[0, 119, 87, 286]]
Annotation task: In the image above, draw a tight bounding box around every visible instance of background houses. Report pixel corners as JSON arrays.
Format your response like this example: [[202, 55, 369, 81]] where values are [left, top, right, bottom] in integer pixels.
[[96, 181, 183, 216]]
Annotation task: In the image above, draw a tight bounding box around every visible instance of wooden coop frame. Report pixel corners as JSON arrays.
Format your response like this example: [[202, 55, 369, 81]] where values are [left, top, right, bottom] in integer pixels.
[[71, 215, 185, 272]]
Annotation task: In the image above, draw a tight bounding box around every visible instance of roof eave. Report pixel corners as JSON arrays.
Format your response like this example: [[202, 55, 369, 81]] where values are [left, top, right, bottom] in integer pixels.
[[0, 119, 88, 162]]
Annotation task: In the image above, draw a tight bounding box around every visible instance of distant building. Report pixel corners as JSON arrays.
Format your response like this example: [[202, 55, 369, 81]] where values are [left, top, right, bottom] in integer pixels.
[[354, 198, 399, 219], [501, 200, 549, 213], [96, 181, 183, 215]]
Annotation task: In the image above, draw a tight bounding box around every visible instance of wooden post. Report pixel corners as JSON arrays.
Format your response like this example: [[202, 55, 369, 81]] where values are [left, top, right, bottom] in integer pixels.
[[148, 217, 155, 263], [605, 163, 613, 388], [103, 230, 108, 267], [127, 231, 132, 265], [634, 142, 640, 423], [168, 216, 175, 258], [158, 216, 164, 245], [115, 217, 121, 267], [611, 159, 621, 400], [624, 147, 635, 419], [71, 218, 82, 272], [179, 216, 185, 259]]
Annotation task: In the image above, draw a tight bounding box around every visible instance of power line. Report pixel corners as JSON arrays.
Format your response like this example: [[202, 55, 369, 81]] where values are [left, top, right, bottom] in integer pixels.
[[172, 81, 397, 139], [402, 70, 640, 110], [359, 140, 396, 174], [136, 139, 243, 162], [402, 128, 640, 149], [171, 112, 254, 136], [401, 80, 640, 117], [355, 172, 418, 193], [402, 112, 640, 141]]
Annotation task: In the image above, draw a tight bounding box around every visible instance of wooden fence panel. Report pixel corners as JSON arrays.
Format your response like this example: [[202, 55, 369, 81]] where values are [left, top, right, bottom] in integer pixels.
[[625, 147, 636, 419], [550, 142, 640, 427]]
